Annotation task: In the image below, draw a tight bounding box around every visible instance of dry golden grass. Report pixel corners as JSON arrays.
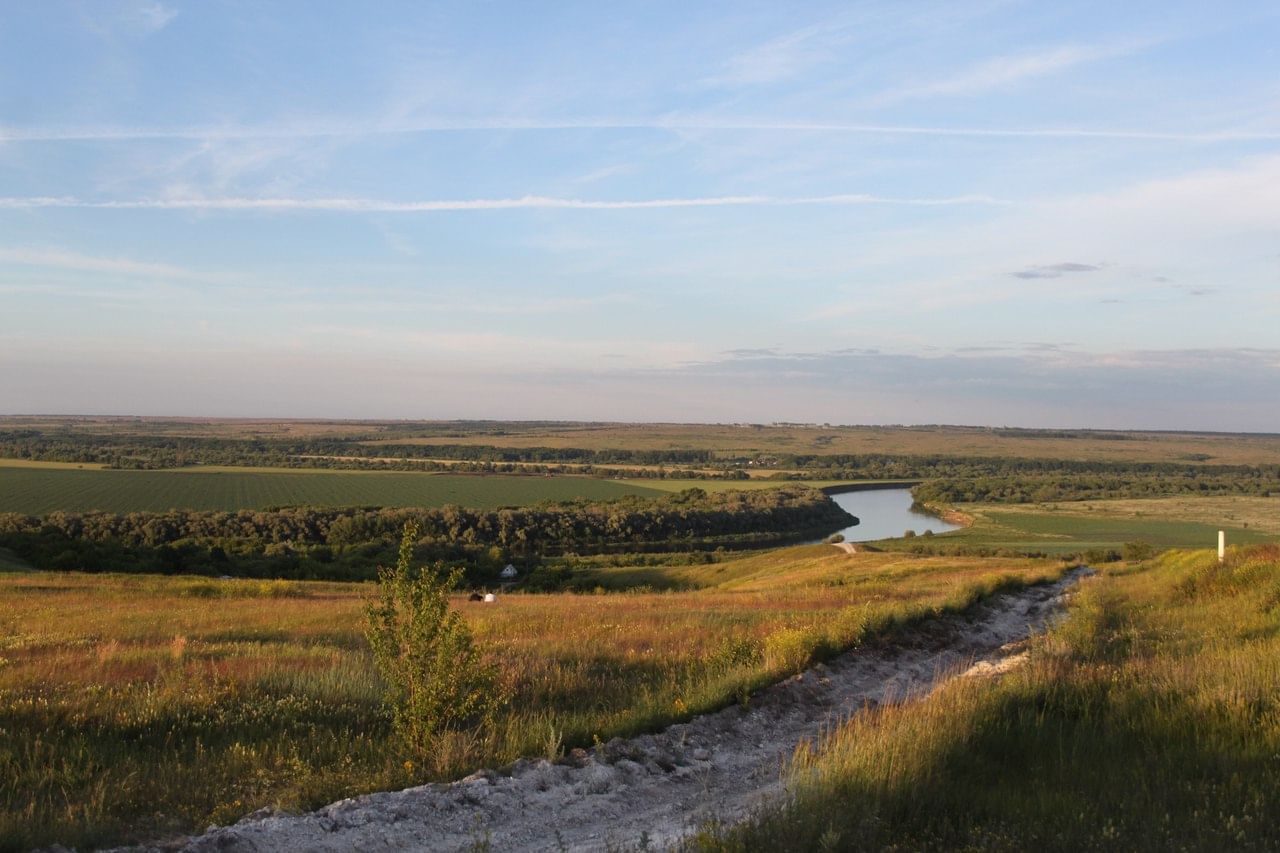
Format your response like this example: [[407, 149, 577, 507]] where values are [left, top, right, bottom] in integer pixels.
[[0, 459, 109, 470], [0, 547, 1066, 850], [7, 417, 1279, 463], [708, 545, 1280, 851]]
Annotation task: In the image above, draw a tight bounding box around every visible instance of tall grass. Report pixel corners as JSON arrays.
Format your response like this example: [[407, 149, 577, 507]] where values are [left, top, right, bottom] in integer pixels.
[[0, 549, 1063, 851], [701, 544, 1280, 851]]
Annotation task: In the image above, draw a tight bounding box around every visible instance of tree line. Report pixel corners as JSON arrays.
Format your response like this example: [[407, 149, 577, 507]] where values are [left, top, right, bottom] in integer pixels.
[[0, 486, 853, 582], [5, 430, 1277, 501], [0, 431, 745, 479]]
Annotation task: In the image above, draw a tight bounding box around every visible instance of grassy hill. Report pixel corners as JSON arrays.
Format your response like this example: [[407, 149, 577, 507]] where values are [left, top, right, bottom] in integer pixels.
[[712, 544, 1280, 851]]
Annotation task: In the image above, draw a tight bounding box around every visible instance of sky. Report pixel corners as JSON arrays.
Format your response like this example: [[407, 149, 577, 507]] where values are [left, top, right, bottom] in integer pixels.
[[2, 0, 1279, 430]]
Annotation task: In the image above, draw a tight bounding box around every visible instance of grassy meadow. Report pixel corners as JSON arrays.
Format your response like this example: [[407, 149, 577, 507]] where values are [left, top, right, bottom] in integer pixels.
[[622, 478, 914, 493], [706, 544, 1280, 851], [877, 495, 1280, 556], [0, 546, 1065, 851], [6, 416, 1280, 850], [0, 465, 663, 515]]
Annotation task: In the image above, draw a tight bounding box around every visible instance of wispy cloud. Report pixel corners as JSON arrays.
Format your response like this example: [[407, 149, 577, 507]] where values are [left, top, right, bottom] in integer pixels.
[[869, 41, 1151, 105], [706, 19, 854, 87], [1010, 262, 1104, 280], [0, 247, 200, 280], [81, 0, 178, 39], [0, 193, 1009, 213], [4, 119, 1278, 144], [133, 1, 177, 34]]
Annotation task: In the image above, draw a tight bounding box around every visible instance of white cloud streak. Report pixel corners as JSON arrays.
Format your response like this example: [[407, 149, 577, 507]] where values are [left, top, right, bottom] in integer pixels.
[[3, 120, 1278, 144], [0, 247, 198, 279], [0, 193, 1009, 213], [869, 41, 1152, 105]]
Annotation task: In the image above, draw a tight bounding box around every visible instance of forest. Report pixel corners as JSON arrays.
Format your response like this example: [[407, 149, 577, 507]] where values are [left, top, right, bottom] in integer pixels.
[[0, 486, 852, 583]]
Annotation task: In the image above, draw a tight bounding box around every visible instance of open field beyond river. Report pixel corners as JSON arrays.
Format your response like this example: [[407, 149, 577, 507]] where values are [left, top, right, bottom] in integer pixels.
[[917, 496, 1280, 555]]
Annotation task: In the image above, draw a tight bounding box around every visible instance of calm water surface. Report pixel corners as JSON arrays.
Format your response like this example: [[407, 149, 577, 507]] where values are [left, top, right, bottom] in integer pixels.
[[823, 487, 962, 542]]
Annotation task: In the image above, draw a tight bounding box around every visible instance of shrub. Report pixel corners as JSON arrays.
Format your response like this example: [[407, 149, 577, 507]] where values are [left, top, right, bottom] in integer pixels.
[[365, 523, 505, 760], [709, 635, 763, 671], [1083, 547, 1122, 565], [1121, 540, 1155, 561], [764, 626, 821, 673]]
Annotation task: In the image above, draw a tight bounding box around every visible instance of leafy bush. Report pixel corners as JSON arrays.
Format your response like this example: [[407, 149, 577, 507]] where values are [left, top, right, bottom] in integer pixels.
[[364, 523, 505, 760], [764, 626, 821, 673], [1122, 540, 1155, 561], [709, 635, 763, 671], [1083, 547, 1122, 564]]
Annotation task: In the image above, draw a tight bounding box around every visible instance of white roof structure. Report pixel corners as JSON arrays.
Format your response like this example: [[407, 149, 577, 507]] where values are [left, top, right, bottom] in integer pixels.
[[500, 564, 519, 579]]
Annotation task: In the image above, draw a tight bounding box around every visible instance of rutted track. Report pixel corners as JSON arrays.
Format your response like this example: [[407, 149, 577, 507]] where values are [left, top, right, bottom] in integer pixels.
[[138, 569, 1088, 853]]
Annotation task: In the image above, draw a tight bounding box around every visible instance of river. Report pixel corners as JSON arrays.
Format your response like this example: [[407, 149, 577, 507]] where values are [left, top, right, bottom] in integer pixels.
[[822, 486, 962, 542]]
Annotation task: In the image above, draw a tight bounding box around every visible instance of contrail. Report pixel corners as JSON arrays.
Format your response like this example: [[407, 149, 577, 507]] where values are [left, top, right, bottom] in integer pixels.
[[0, 193, 1011, 212], [2, 119, 1278, 144]]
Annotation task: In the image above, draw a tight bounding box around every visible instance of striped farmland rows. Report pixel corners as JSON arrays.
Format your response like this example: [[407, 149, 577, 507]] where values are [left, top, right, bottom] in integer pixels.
[[0, 467, 665, 514]]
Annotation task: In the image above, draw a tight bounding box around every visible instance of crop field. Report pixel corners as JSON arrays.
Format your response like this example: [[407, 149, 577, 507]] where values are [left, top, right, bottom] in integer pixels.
[[719, 545, 1280, 850], [0, 547, 1063, 850], [0, 466, 664, 515]]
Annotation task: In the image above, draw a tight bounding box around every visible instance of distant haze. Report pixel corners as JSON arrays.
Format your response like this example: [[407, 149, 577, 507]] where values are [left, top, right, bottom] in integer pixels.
[[2, 2, 1278, 430]]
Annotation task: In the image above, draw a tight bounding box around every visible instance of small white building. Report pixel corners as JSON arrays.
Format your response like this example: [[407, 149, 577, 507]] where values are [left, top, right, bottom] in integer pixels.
[[500, 564, 519, 580]]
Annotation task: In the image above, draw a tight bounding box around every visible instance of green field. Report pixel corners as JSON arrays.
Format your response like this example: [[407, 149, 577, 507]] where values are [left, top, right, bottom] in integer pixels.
[[0, 467, 664, 514], [619, 478, 908, 493], [896, 496, 1280, 555]]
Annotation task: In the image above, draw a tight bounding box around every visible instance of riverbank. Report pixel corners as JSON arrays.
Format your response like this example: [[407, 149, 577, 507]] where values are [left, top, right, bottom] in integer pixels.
[[821, 487, 963, 543]]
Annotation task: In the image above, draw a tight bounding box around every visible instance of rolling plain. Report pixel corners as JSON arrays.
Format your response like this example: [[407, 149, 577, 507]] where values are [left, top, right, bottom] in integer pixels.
[[1, 417, 1278, 851]]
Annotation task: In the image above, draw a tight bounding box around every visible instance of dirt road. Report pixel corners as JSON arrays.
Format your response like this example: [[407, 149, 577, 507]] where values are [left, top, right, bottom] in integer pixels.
[[151, 569, 1088, 853]]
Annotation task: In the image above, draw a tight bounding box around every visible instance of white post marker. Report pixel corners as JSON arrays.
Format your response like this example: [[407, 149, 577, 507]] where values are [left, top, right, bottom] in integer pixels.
[[1218, 530, 1226, 563]]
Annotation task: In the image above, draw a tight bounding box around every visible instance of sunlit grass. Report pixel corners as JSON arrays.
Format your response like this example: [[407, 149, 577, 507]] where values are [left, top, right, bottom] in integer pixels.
[[701, 544, 1280, 851], [0, 547, 1065, 850]]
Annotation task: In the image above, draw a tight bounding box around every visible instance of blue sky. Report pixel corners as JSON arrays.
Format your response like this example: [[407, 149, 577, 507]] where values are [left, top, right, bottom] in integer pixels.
[[2, 0, 1278, 429]]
